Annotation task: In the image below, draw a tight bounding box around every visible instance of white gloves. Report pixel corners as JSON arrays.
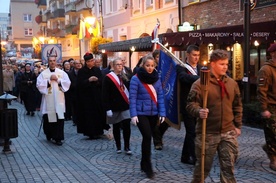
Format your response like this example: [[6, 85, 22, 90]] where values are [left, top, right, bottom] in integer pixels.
[[159, 117, 165, 123], [131, 116, 139, 126], [106, 110, 113, 117]]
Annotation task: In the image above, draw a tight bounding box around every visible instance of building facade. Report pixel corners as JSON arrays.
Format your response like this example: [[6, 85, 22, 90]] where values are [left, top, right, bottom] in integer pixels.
[[102, 0, 179, 67], [0, 13, 9, 41], [10, 0, 41, 58]]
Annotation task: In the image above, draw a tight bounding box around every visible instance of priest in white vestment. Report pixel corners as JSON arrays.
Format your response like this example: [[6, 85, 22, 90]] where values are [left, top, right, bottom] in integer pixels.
[[36, 56, 71, 146]]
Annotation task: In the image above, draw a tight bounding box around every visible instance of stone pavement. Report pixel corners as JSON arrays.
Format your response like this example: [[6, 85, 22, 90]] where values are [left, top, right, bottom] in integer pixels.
[[0, 101, 275, 183]]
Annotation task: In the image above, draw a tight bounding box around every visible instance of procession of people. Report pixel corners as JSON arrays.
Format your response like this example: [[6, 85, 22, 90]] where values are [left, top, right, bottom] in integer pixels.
[[1, 42, 276, 182]]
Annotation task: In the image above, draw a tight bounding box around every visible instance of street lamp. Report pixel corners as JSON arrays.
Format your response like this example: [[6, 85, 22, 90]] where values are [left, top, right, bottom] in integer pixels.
[[254, 40, 261, 71], [243, 0, 251, 103], [0, 33, 4, 110]]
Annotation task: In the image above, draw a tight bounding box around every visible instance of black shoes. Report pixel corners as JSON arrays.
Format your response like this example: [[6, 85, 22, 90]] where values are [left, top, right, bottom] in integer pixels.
[[46, 136, 51, 141], [55, 140, 63, 146], [124, 148, 132, 155], [181, 156, 196, 165], [155, 145, 163, 150], [46, 136, 62, 146], [26, 111, 34, 116], [141, 162, 154, 179], [145, 171, 154, 179], [141, 168, 154, 179]]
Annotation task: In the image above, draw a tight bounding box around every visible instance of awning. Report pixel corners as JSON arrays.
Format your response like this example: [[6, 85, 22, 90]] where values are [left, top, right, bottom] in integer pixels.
[[98, 36, 153, 52], [98, 21, 276, 52], [161, 21, 276, 50]]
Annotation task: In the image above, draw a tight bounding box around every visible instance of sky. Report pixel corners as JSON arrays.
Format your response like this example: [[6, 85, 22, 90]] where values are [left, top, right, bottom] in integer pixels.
[[0, 0, 10, 13]]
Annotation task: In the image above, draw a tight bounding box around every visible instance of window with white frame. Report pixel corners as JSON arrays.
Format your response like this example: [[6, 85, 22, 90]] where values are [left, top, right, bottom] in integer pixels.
[[105, 0, 114, 14], [24, 28, 33, 36], [133, 0, 141, 11], [146, 0, 154, 7], [23, 14, 32, 22], [188, 0, 200, 4], [117, 0, 123, 10], [165, 0, 174, 3]]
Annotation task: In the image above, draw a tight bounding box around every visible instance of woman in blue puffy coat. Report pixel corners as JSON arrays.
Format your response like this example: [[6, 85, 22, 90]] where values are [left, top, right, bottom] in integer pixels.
[[129, 54, 166, 179]]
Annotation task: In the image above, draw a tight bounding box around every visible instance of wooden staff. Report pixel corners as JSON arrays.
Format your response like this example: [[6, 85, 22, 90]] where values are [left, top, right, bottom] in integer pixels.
[[200, 63, 210, 183]]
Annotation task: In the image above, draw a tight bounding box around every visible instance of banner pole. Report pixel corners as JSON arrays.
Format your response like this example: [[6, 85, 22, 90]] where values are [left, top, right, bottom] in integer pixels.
[[152, 39, 183, 65]]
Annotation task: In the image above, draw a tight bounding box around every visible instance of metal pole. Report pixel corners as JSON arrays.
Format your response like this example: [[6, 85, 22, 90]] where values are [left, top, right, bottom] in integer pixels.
[[257, 46, 261, 71], [99, 0, 103, 37], [243, 0, 250, 103], [178, 0, 183, 26]]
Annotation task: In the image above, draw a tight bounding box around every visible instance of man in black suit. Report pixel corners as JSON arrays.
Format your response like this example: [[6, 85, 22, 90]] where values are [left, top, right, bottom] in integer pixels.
[[68, 60, 82, 126], [121, 56, 133, 80]]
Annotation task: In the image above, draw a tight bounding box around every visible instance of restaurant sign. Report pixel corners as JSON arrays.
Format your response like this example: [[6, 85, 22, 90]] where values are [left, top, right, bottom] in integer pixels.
[[240, 0, 276, 10], [187, 31, 271, 40]]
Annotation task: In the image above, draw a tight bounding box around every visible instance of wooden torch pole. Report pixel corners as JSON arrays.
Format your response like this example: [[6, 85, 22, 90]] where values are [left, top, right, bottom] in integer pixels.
[[200, 62, 210, 183]]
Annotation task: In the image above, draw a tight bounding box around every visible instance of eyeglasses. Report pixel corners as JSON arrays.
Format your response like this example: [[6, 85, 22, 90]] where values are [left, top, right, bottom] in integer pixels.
[[115, 64, 123, 66]]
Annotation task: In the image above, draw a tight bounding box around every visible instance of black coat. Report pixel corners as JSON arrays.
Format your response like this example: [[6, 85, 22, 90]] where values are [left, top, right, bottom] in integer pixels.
[[68, 69, 78, 100], [20, 71, 37, 111], [123, 66, 133, 80], [76, 66, 105, 137], [102, 73, 130, 112], [176, 64, 200, 114]]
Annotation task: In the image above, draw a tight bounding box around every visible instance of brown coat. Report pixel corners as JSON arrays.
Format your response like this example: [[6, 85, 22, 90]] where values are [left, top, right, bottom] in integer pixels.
[[3, 69, 15, 92], [257, 59, 276, 111], [186, 73, 243, 134]]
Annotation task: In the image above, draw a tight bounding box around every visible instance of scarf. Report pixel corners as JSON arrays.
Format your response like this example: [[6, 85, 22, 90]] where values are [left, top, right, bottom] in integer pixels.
[[137, 67, 159, 84], [217, 79, 229, 99]]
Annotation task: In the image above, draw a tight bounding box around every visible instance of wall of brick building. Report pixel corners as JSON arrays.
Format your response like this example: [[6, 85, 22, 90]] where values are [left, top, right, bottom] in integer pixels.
[[182, 0, 276, 29]]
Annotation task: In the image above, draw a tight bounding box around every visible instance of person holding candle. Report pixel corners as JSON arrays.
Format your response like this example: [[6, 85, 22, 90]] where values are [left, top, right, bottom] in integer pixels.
[[186, 49, 243, 183]]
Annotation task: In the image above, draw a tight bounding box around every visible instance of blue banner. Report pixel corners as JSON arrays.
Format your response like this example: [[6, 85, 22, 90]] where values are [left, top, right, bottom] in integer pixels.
[[158, 50, 180, 129]]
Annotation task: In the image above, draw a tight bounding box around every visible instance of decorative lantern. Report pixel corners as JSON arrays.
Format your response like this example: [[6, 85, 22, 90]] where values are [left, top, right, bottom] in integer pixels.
[[35, 15, 42, 24]]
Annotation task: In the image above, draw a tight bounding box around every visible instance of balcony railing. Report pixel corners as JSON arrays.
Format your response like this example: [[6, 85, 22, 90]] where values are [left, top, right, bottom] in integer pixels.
[[53, 9, 65, 19], [65, 25, 78, 35], [45, 10, 54, 20], [37, 0, 47, 9]]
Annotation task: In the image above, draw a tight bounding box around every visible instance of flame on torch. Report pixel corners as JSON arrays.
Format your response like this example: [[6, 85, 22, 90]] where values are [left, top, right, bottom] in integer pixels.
[[200, 61, 210, 86]]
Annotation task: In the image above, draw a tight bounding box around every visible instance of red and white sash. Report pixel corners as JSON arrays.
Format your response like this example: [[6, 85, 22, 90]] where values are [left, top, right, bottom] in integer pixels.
[[141, 82, 157, 105], [107, 72, 129, 104]]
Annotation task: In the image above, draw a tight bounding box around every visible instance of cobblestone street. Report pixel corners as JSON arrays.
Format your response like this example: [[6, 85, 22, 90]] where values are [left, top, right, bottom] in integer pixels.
[[0, 101, 275, 183]]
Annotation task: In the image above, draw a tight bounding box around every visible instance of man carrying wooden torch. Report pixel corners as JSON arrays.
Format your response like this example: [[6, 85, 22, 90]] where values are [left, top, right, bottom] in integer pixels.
[[186, 49, 243, 183]]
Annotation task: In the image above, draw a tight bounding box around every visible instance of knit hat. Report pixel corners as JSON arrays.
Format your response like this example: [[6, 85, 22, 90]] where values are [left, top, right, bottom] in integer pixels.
[[268, 43, 276, 53], [83, 52, 93, 61]]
